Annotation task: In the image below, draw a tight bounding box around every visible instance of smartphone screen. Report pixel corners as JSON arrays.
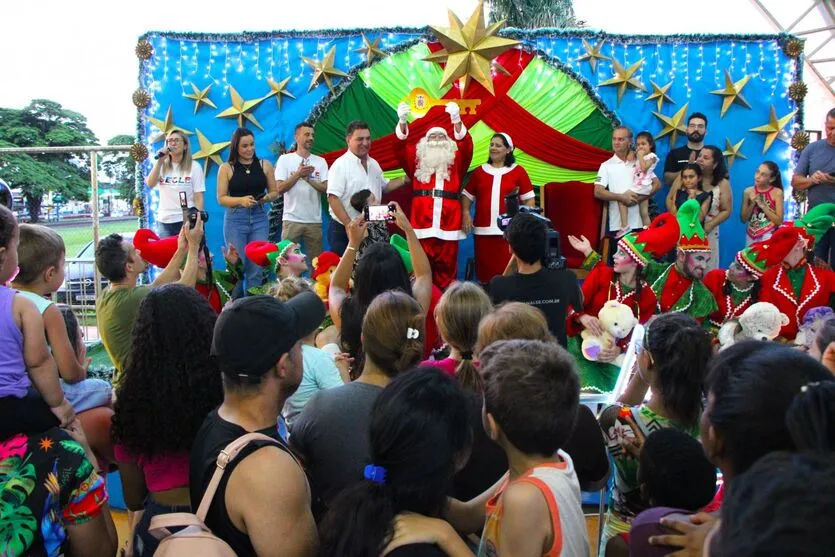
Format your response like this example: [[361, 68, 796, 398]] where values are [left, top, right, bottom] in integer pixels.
[[365, 204, 392, 222]]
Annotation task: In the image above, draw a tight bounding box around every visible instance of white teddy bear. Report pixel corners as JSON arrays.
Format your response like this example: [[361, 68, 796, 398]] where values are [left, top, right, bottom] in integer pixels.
[[717, 301, 789, 351], [581, 300, 638, 367]]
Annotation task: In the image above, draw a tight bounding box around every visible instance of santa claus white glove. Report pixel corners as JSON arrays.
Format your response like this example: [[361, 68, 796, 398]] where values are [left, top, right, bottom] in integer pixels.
[[445, 101, 462, 124], [397, 102, 411, 124]]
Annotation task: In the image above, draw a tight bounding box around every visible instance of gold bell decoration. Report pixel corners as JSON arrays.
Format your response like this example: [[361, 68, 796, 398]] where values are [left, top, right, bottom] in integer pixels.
[[788, 82, 808, 102], [132, 89, 151, 109], [791, 131, 810, 152], [136, 40, 154, 60], [129, 143, 149, 163], [783, 39, 803, 58]]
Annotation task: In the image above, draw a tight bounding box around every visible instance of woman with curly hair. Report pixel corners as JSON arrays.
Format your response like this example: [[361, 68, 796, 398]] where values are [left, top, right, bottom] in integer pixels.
[[111, 284, 223, 556]]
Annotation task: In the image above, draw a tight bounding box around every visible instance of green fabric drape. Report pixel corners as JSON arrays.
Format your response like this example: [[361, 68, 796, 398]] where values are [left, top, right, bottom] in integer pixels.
[[360, 43, 450, 112], [563, 108, 615, 151]]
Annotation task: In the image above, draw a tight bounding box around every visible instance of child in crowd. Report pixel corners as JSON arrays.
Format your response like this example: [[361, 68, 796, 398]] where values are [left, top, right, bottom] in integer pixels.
[[672, 163, 712, 222], [809, 317, 835, 375], [617, 131, 657, 236], [11, 224, 112, 412], [0, 206, 73, 439], [349, 188, 391, 270], [269, 276, 350, 428], [740, 161, 784, 246]]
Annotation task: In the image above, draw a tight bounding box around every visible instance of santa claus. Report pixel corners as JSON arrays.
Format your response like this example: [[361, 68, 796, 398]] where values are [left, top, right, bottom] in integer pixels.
[[395, 101, 474, 289]]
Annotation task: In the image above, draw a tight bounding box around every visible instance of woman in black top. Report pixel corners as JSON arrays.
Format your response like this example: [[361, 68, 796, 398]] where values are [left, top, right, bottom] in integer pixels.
[[217, 127, 279, 290]]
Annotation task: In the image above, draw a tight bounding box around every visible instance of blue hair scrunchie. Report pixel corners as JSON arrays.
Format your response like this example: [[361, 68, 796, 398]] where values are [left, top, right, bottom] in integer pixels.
[[363, 464, 387, 484]]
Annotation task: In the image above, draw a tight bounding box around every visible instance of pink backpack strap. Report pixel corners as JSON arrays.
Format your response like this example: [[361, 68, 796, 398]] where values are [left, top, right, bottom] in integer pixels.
[[149, 512, 205, 540]]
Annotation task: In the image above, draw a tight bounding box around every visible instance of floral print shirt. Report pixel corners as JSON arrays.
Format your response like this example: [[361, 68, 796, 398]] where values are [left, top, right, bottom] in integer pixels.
[[0, 427, 107, 556]]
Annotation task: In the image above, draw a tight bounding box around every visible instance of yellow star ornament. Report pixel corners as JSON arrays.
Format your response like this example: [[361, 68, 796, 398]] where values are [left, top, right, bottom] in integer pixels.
[[303, 46, 349, 93], [192, 129, 230, 173], [653, 102, 690, 146], [646, 80, 675, 112], [723, 138, 747, 168], [598, 59, 646, 105], [749, 106, 797, 154], [576, 39, 610, 73], [423, 1, 521, 95], [183, 83, 217, 114], [355, 34, 386, 64], [215, 86, 267, 130], [147, 107, 193, 142], [265, 77, 296, 110], [711, 70, 752, 117]]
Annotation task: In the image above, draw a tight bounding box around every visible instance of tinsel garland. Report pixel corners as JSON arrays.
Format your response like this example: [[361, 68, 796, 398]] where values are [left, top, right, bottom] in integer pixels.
[[139, 28, 429, 43]]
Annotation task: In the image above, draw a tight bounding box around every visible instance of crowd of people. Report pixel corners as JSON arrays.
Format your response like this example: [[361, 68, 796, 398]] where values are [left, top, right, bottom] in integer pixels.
[[0, 104, 834, 557]]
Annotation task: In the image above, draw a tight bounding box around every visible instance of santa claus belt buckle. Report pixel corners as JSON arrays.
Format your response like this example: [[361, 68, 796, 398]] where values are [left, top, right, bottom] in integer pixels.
[[415, 189, 460, 201]]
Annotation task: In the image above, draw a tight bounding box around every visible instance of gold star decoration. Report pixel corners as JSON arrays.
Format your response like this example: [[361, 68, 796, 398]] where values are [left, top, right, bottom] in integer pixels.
[[653, 102, 690, 146], [423, 1, 521, 96], [215, 85, 267, 130], [598, 58, 646, 105], [645, 80, 675, 112], [749, 105, 798, 153], [147, 107, 193, 142], [723, 138, 747, 168], [183, 83, 217, 114], [710, 70, 752, 118], [576, 39, 610, 73], [354, 33, 387, 64], [192, 129, 231, 173], [265, 77, 296, 110], [303, 46, 350, 93]]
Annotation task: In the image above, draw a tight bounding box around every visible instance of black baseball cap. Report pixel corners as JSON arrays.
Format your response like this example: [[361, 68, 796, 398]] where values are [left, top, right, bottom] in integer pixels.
[[211, 293, 325, 377]]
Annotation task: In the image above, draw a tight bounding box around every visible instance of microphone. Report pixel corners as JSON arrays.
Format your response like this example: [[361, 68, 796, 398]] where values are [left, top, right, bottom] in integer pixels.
[[154, 147, 170, 160]]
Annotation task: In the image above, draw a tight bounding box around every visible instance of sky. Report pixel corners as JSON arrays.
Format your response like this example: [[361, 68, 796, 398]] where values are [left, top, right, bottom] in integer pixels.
[[1, 0, 831, 142]]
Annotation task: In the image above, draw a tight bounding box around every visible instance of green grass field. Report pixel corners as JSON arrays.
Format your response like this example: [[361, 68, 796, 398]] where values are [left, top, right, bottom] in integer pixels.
[[50, 218, 139, 258]]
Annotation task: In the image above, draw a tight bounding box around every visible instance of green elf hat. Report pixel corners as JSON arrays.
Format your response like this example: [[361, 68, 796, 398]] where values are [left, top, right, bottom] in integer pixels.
[[676, 199, 711, 252], [618, 212, 681, 267], [390, 234, 414, 274], [245, 240, 295, 269], [793, 203, 835, 248], [735, 226, 801, 278]]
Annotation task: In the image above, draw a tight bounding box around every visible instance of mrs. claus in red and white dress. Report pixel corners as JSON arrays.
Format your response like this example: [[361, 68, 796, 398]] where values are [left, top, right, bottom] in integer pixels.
[[461, 133, 535, 283]]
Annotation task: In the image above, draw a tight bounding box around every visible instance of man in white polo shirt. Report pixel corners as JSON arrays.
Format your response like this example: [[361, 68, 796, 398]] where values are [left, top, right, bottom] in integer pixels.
[[594, 126, 660, 263], [276, 122, 328, 261], [326, 120, 407, 254]]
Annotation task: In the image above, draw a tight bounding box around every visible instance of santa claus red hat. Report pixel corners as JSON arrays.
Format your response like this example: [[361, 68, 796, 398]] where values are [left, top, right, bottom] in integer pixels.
[[312, 251, 340, 279], [425, 126, 449, 138], [133, 229, 178, 268]]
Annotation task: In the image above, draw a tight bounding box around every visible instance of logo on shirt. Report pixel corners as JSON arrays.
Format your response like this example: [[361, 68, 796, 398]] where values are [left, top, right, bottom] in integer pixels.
[[160, 176, 192, 185]]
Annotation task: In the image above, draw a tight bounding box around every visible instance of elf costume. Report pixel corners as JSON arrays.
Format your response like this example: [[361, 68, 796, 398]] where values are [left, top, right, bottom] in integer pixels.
[[244, 240, 304, 295], [569, 212, 680, 392], [760, 203, 835, 340]]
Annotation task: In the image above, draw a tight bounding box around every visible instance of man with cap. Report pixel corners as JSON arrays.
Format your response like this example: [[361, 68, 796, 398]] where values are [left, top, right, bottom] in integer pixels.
[[189, 293, 324, 556], [760, 203, 835, 340], [395, 101, 474, 289], [245, 239, 308, 294], [461, 132, 535, 283]]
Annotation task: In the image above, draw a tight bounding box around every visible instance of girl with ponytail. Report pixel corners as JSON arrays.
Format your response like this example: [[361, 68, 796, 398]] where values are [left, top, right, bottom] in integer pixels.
[[318, 369, 471, 557]]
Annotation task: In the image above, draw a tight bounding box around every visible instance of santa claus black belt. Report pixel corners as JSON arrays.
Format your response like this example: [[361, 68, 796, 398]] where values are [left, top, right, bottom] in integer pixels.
[[414, 189, 460, 201]]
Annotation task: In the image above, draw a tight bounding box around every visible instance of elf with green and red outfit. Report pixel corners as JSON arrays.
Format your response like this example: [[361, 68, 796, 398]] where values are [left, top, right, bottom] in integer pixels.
[[760, 203, 835, 340], [244, 239, 309, 294]]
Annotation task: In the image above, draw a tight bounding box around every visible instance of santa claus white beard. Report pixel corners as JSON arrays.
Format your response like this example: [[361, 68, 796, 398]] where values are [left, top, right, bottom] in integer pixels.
[[415, 138, 457, 184]]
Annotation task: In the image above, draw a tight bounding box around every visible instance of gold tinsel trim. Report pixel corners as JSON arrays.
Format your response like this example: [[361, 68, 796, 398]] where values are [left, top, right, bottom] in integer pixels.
[[788, 82, 808, 102], [132, 89, 150, 109], [135, 40, 153, 60], [792, 189, 807, 205], [130, 143, 149, 162], [791, 131, 810, 152], [783, 39, 803, 58]]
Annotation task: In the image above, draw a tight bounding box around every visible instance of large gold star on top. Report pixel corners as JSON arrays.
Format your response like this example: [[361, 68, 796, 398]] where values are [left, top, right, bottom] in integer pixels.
[[711, 70, 752, 117], [749, 105, 797, 153], [423, 1, 521, 96], [598, 58, 646, 105], [303, 46, 349, 93], [215, 86, 267, 130], [646, 80, 675, 112], [183, 83, 217, 114], [265, 77, 296, 110], [723, 138, 747, 168], [576, 39, 610, 73], [147, 107, 193, 142], [653, 102, 690, 146], [355, 33, 387, 64], [192, 129, 230, 173]]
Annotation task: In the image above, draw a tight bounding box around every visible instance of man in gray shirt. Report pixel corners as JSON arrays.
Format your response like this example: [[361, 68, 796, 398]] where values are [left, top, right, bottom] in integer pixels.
[[792, 108, 835, 264]]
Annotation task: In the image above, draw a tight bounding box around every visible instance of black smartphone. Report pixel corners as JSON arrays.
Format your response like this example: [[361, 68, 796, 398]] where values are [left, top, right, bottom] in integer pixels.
[[254, 192, 266, 202]]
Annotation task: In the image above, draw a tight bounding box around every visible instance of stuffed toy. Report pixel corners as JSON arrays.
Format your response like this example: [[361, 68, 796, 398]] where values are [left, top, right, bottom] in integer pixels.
[[311, 251, 341, 304], [581, 300, 638, 367], [717, 301, 790, 351], [794, 306, 835, 351]]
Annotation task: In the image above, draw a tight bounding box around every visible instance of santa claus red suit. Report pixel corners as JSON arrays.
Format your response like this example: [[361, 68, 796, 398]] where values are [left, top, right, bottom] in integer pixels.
[[395, 102, 473, 289]]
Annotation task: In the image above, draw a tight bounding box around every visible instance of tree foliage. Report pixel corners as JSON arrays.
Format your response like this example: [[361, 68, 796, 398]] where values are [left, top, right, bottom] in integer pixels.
[[101, 134, 137, 204], [488, 0, 583, 28], [0, 99, 98, 221]]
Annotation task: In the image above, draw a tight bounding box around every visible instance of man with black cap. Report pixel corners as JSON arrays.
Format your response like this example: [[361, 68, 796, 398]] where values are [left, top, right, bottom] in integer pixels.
[[189, 292, 324, 556]]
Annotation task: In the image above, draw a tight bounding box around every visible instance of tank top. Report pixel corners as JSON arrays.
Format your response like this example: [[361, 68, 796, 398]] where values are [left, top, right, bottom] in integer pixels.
[[747, 186, 779, 240], [0, 286, 30, 398], [227, 157, 267, 198]]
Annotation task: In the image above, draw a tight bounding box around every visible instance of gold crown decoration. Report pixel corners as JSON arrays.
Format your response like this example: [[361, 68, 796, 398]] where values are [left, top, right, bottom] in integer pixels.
[[791, 130, 810, 152], [136, 40, 153, 60], [783, 38, 803, 58], [132, 89, 151, 109], [129, 143, 149, 162], [788, 82, 808, 102]]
